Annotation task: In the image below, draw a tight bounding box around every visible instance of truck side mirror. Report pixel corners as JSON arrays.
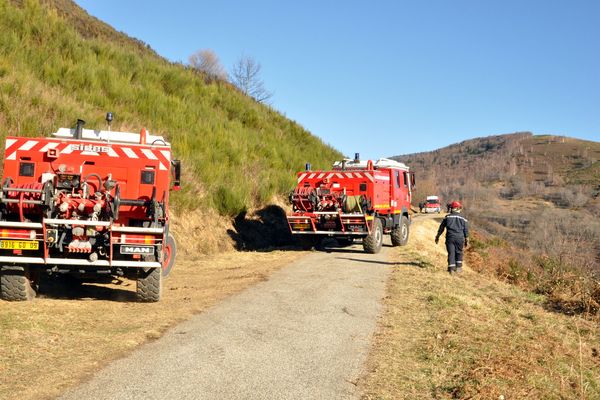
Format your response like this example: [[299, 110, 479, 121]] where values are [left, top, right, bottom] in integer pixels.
[[171, 159, 181, 191]]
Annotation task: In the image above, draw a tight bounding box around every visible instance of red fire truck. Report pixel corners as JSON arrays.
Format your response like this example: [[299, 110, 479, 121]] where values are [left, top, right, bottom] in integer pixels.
[[0, 118, 180, 302], [287, 155, 415, 253]]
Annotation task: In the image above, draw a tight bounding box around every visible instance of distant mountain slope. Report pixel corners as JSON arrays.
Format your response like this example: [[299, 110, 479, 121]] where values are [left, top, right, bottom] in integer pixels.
[[391, 132, 600, 316], [0, 0, 342, 215], [392, 132, 600, 190]]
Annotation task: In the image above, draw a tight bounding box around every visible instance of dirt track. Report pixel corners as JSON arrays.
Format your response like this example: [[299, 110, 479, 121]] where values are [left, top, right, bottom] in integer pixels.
[[0, 250, 301, 400], [58, 241, 393, 400]]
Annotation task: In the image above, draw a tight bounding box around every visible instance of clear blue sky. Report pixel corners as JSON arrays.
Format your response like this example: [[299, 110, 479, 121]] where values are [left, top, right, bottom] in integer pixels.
[[75, 0, 599, 159]]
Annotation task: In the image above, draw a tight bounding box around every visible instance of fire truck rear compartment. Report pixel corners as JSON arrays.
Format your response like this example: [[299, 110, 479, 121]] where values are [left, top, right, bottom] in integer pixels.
[[287, 157, 414, 253], [0, 121, 180, 301]]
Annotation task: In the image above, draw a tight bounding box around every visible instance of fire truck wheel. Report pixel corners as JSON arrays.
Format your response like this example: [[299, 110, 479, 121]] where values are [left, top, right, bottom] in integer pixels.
[[162, 233, 177, 278], [363, 218, 383, 254], [136, 267, 162, 302], [391, 216, 410, 246], [0, 265, 37, 301]]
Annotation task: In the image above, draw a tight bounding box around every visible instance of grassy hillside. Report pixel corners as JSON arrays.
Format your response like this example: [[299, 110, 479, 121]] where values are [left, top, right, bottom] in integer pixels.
[[0, 0, 342, 215], [361, 217, 599, 399], [391, 133, 600, 317]]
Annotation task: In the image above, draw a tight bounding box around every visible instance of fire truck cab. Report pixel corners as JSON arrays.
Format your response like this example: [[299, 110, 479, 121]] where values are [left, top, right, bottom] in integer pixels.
[[0, 120, 180, 302], [287, 156, 415, 253], [424, 195, 441, 213]]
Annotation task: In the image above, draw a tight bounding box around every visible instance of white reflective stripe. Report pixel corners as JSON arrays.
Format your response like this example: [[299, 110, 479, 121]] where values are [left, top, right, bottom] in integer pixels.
[[446, 215, 468, 222], [6, 152, 16, 160], [106, 147, 119, 158], [308, 173, 316, 179], [141, 149, 158, 160], [364, 172, 374, 182], [160, 150, 171, 161], [80, 151, 99, 156], [159, 162, 167, 171], [111, 260, 162, 268], [354, 172, 362, 178], [336, 173, 343, 178], [111, 226, 163, 233], [45, 258, 110, 267], [60, 145, 74, 155], [345, 172, 353, 178], [44, 218, 110, 226], [297, 173, 307, 183], [0, 256, 45, 264], [326, 173, 335, 179], [0, 221, 43, 228], [317, 173, 325, 179], [19, 140, 38, 151], [5, 138, 17, 149], [39, 142, 60, 152], [122, 148, 138, 158], [377, 175, 390, 181]]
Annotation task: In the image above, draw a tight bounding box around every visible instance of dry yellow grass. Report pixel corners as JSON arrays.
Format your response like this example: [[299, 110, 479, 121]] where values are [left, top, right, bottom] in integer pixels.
[[0, 212, 301, 400], [360, 215, 600, 399]]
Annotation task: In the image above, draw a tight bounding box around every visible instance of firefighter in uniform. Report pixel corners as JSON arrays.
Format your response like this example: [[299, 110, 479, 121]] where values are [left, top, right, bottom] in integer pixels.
[[435, 201, 469, 274]]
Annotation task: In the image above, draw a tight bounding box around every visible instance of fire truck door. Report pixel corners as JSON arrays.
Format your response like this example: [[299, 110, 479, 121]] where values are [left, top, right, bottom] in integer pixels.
[[392, 170, 401, 210], [404, 171, 412, 197]]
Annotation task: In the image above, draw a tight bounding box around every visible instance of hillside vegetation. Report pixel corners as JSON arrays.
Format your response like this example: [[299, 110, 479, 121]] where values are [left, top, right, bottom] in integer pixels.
[[392, 133, 600, 317], [0, 0, 342, 216], [361, 216, 599, 399]]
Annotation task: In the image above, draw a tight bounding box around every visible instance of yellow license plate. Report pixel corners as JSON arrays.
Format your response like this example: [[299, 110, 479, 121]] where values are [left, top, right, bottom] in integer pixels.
[[293, 223, 310, 230], [0, 240, 39, 250]]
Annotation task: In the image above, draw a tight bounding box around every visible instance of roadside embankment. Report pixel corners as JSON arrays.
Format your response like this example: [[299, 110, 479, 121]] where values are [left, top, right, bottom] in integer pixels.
[[360, 215, 600, 399]]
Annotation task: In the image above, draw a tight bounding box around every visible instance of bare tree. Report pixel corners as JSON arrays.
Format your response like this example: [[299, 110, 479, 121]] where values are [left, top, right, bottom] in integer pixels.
[[231, 55, 272, 103], [188, 49, 228, 81]]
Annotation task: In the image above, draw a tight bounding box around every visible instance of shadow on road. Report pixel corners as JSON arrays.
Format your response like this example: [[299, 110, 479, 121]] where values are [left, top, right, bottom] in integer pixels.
[[38, 276, 137, 302], [322, 247, 366, 254], [335, 257, 432, 268], [227, 205, 294, 251], [396, 260, 433, 269], [335, 257, 397, 266]]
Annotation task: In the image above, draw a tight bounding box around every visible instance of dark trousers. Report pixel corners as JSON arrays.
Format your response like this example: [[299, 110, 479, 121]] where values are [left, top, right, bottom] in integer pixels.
[[445, 236, 464, 269]]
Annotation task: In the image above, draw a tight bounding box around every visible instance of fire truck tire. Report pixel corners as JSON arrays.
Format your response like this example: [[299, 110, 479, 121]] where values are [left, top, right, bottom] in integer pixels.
[[136, 267, 162, 302], [162, 233, 177, 278], [391, 216, 410, 246], [363, 218, 383, 254], [0, 266, 37, 301]]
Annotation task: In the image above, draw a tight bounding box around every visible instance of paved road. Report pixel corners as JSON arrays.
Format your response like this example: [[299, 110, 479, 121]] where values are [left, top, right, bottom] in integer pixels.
[[59, 241, 393, 400]]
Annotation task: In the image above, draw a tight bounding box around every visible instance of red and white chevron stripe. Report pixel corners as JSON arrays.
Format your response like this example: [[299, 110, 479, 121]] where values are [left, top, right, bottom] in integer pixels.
[[4, 138, 171, 171], [297, 170, 374, 183]]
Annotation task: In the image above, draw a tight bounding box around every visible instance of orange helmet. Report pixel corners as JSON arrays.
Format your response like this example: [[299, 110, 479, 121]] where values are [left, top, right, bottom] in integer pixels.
[[451, 201, 462, 210]]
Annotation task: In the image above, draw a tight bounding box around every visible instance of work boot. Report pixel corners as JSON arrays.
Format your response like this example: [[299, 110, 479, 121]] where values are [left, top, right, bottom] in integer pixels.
[[455, 267, 463, 274], [447, 266, 456, 275]]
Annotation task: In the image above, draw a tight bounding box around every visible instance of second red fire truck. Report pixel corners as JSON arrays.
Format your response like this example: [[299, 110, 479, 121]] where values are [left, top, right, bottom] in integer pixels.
[[287, 154, 415, 253]]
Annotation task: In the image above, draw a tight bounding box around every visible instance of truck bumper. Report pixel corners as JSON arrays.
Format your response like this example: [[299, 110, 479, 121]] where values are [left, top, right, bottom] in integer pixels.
[[287, 212, 371, 236], [0, 219, 163, 268]]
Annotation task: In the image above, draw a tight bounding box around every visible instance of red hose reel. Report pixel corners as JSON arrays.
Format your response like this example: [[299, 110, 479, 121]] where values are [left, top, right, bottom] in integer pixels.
[[1, 182, 46, 222]]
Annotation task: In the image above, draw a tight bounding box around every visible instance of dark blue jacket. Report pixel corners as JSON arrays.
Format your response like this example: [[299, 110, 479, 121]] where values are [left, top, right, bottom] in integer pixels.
[[436, 212, 469, 240]]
